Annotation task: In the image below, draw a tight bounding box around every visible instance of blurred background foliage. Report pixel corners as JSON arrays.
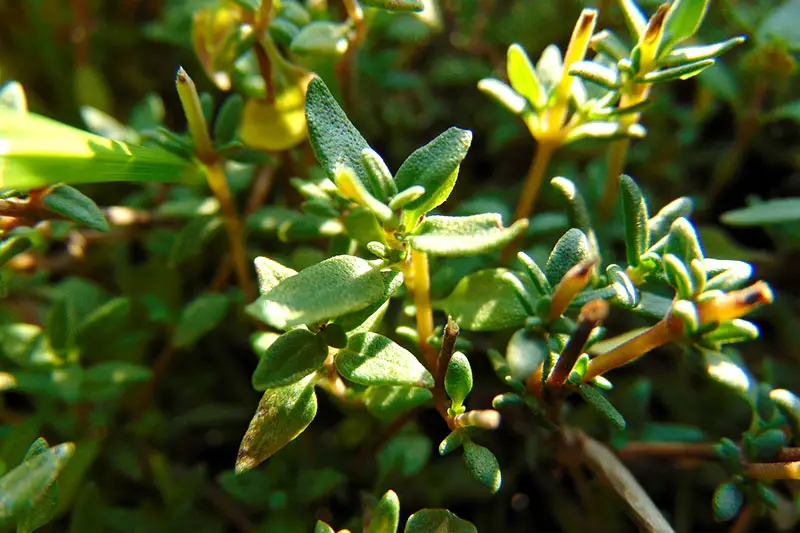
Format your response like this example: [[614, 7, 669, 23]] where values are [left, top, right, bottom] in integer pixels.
[[1, 0, 800, 531]]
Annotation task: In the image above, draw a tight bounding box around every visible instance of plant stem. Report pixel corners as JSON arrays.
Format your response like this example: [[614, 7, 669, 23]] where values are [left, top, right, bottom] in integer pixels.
[[583, 316, 680, 381], [707, 80, 767, 199], [206, 162, 256, 302], [599, 83, 651, 220], [548, 299, 607, 386], [410, 249, 435, 369], [501, 141, 557, 262]]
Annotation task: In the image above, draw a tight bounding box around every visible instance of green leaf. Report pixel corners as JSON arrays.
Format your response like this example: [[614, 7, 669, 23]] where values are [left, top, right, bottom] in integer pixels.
[[477, 79, 527, 115], [169, 216, 223, 266], [618, 0, 647, 39], [319, 323, 347, 349], [254, 256, 297, 295], [506, 329, 548, 381], [577, 383, 626, 430], [360, 0, 424, 12], [663, 254, 694, 299], [712, 482, 743, 522], [251, 329, 328, 390], [721, 198, 800, 226], [0, 81, 28, 113], [248, 255, 386, 330], [751, 429, 787, 460], [394, 127, 473, 226], [702, 349, 755, 403], [661, 37, 746, 67], [666, 217, 704, 263], [445, 352, 473, 408], [563, 121, 646, 144], [641, 59, 716, 83], [649, 197, 693, 242], [334, 271, 404, 333], [174, 293, 229, 348], [590, 30, 630, 61], [336, 332, 434, 388], [290, 21, 349, 56], [768, 100, 800, 123], [47, 297, 76, 358], [516, 251, 551, 295], [661, 0, 711, 53], [545, 228, 592, 286], [315, 521, 335, 533], [0, 109, 203, 189], [379, 433, 431, 479], [770, 389, 800, 439], [757, 0, 800, 51], [507, 44, 544, 108], [0, 442, 75, 524], [235, 373, 318, 474], [439, 431, 465, 455], [364, 385, 432, 419], [344, 206, 388, 247], [369, 490, 400, 533], [15, 439, 59, 533], [42, 185, 108, 231], [305, 77, 376, 196], [213, 93, 244, 146], [404, 509, 477, 533], [568, 60, 621, 89], [406, 214, 527, 256], [82, 362, 152, 401], [389, 185, 426, 211], [700, 319, 759, 346], [462, 441, 502, 493], [362, 148, 397, 203], [438, 269, 531, 331], [619, 175, 649, 266]]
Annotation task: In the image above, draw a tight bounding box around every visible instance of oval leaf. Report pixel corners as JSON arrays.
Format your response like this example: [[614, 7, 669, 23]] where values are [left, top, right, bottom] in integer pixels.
[[174, 293, 229, 348], [336, 332, 434, 388], [235, 373, 318, 474], [721, 198, 800, 227], [545, 228, 592, 286], [369, 490, 401, 533], [365, 385, 432, 419], [404, 510, 476, 533], [438, 269, 531, 331], [394, 127, 473, 226], [462, 441, 502, 493], [248, 255, 386, 330], [406, 214, 528, 256], [252, 329, 329, 390], [42, 185, 108, 231]]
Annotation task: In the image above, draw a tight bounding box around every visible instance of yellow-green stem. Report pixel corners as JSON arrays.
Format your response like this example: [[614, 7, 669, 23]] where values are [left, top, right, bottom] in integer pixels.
[[501, 141, 557, 262], [410, 249, 435, 370], [206, 163, 256, 302], [599, 84, 651, 219]]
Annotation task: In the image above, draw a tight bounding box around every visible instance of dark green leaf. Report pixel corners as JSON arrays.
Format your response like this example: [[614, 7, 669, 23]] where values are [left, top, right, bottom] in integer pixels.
[[394, 127, 473, 226], [619, 175, 649, 266], [721, 198, 800, 226], [369, 490, 400, 533], [174, 293, 229, 348], [336, 332, 434, 388], [361, 148, 397, 202], [235, 373, 318, 474], [42, 185, 108, 231], [438, 269, 531, 331], [47, 298, 75, 358], [545, 228, 592, 286], [306, 77, 376, 195], [251, 329, 328, 390], [404, 509, 477, 533], [169, 216, 223, 266], [406, 214, 527, 256], [378, 434, 431, 479], [334, 271, 404, 333], [578, 383, 626, 430], [248, 255, 386, 330], [439, 431, 465, 455], [360, 0, 424, 12], [319, 323, 347, 349], [82, 362, 152, 401], [757, 0, 800, 51], [213, 94, 244, 145], [712, 482, 742, 522], [462, 441, 502, 493], [445, 352, 472, 408]]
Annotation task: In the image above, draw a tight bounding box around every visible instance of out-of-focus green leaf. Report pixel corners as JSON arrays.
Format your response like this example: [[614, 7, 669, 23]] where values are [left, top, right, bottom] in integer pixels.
[[721, 198, 800, 226], [437, 269, 531, 331], [0, 109, 204, 189], [174, 293, 229, 348]]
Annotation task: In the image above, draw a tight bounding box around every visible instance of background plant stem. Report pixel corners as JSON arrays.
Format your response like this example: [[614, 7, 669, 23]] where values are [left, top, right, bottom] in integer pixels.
[[599, 84, 652, 219]]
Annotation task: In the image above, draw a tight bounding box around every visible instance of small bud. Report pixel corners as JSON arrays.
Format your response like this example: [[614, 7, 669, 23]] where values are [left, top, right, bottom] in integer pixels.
[[453, 409, 501, 430], [445, 351, 473, 409]]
